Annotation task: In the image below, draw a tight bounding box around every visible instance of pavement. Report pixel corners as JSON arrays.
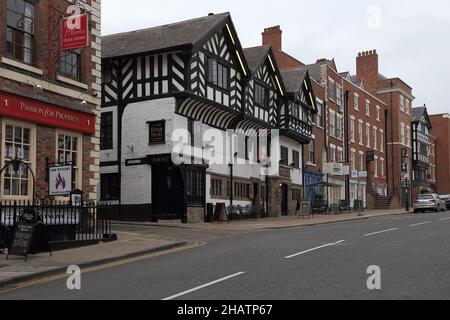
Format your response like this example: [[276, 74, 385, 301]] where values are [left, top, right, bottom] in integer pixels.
[[1, 210, 449, 300], [0, 231, 187, 290], [0, 210, 405, 296]]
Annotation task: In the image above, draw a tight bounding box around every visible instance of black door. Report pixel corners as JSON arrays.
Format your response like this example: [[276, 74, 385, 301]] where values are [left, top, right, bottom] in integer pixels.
[[281, 184, 288, 216], [152, 164, 184, 219]]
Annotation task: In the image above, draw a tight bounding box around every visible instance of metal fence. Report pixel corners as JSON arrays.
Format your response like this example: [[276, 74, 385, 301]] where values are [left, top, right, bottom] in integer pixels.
[[0, 201, 113, 252]]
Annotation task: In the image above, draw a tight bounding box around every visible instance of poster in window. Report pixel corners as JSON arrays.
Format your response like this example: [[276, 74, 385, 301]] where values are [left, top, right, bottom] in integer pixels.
[[148, 120, 166, 145]]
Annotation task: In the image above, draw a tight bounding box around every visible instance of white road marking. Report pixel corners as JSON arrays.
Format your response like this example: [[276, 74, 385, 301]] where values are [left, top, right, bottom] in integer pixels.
[[364, 228, 399, 237], [284, 240, 346, 259], [439, 217, 450, 221], [162, 272, 245, 301], [409, 221, 432, 227]]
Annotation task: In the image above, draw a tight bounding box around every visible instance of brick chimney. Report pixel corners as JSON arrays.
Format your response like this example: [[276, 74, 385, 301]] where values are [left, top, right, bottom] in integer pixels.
[[356, 50, 379, 93], [262, 26, 282, 52]]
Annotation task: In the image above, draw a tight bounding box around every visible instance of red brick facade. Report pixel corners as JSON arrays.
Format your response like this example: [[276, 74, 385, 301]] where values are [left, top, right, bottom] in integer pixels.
[[0, 0, 101, 201], [430, 114, 450, 194]]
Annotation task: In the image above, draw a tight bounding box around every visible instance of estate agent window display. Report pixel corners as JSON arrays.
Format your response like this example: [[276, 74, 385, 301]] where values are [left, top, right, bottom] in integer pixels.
[[55, 130, 82, 194], [1, 119, 36, 201]]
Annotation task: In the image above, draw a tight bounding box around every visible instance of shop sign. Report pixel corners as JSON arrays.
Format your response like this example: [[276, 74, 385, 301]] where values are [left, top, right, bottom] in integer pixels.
[[61, 13, 89, 50], [325, 163, 349, 176], [0, 92, 95, 134], [49, 165, 73, 196]]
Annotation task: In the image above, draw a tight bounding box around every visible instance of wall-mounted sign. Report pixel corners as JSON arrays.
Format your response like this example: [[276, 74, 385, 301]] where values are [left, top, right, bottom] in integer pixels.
[[148, 120, 166, 145], [351, 170, 359, 179], [358, 171, 368, 178], [0, 91, 95, 134], [125, 158, 150, 167], [61, 14, 89, 51], [324, 163, 349, 176], [366, 151, 375, 162], [147, 154, 172, 165], [49, 165, 73, 196]]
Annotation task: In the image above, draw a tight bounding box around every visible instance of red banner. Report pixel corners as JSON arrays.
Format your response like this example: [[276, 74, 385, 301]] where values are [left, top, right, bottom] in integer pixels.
[[0, 91, 95, 134], [61, 14, 89, 51]]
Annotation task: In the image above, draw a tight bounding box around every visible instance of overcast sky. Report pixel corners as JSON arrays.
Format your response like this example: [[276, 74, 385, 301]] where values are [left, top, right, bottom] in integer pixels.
[[102, 0, 450, 115]]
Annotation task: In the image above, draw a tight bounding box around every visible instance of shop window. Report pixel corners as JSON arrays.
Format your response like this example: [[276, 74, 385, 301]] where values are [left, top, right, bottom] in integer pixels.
[[211, 179, 222, 197], [184, 169, 204, 206], [100, 173, 120, 201], [2, 122, 34, 198], [57, 132, 81, 191]]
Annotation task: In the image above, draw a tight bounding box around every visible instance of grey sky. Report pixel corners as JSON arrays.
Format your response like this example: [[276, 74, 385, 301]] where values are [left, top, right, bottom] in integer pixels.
[[102, 0, 450, 115]]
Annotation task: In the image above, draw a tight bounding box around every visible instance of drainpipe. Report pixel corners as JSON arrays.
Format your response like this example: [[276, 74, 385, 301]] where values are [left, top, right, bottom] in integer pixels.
[[344, 90, 350, 201]]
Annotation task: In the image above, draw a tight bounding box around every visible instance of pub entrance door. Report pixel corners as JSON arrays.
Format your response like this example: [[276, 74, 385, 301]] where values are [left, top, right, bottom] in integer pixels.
[[280, 184, 289, 216], [152, 164, 184, 219]]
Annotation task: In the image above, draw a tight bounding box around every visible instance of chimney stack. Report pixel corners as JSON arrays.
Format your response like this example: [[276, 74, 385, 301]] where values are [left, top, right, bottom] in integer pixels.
[[356, 49, 379, 93], [262, 26, 282, 52]]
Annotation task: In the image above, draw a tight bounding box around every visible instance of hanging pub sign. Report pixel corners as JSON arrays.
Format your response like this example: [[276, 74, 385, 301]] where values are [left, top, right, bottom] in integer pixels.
[[148, 120, 166, 145], [61, 13, 89, 51], [49, 165, 74, 196], [366, 151, 375, 162]]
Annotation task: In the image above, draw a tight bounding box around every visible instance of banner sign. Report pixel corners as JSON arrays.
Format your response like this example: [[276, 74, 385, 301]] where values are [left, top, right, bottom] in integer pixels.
[[0, 91, 95, 134], [49, 165, 73, 196], [61, 13, 89, 51]]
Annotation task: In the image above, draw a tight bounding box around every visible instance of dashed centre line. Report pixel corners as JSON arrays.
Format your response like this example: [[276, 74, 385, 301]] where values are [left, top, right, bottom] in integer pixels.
[[284, 240, 346, 259], [364, 228, 399, 237], [409, 221, 432, 227]]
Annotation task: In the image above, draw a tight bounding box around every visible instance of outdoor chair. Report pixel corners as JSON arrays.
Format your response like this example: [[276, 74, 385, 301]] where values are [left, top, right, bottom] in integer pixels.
[[227, 205, 241, 221], [311, 200, 328, 214], [242, 204, 257, 219], [339, 200, 351, 214]]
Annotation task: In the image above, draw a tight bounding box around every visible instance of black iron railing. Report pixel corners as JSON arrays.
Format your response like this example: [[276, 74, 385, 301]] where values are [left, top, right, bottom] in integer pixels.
[[0, 201, 113, 252]]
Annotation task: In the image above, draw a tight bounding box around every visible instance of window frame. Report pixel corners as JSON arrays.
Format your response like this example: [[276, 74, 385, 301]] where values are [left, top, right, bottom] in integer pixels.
[[207, 57, 230, 91], [55, 129, 83, 192], [254, 81, 270, 109], [1, 119, 36, 201], [100, 173, 120, 201], [60, 49, 82, 82], [100, 112, 113, 150], [6, 0, 36, 65]]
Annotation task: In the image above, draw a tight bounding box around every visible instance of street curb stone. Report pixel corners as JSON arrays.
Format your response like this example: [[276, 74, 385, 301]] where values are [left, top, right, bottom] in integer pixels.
[[0, 241, 188, 291]]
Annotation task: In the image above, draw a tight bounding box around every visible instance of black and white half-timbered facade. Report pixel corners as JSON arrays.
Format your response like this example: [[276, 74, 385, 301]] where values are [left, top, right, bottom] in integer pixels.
[[99, 13, 316, 222], [411, 106, 435, 195]]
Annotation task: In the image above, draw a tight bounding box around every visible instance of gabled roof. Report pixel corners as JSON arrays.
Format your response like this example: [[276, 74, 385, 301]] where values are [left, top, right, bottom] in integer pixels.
[[280, 68, 308, 94], [350, 75, 363, 88], [243, 45, 272, 73], [412, 106, 432, 128], [102, 13, 230, 59]]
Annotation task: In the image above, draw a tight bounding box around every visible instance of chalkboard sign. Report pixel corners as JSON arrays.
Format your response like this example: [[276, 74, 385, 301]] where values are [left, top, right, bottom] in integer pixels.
[[8, 222, 35, 261]]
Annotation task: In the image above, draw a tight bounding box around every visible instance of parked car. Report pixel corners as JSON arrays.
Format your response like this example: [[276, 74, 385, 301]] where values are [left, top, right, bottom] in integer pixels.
[[414, 194, 446, 213], [439, 195, 450, 210]]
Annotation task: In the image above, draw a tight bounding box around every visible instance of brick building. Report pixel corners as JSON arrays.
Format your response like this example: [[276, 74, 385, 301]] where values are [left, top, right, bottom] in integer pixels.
[[355, 50, 415, 208], [262, 27, 389, 209], [430, 114, 450, 194], [0, 0, 101, 201], [411, 106, 436, 199]]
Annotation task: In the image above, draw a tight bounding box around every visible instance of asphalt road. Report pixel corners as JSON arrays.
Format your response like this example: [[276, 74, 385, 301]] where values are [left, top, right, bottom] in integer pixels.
[[1, 211, 450, 300]]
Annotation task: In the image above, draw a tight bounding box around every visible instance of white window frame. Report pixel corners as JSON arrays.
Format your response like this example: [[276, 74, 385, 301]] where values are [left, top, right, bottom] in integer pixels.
[[366, 123, 371, 148], [354, 93, 359, 111], [380, 129, 384, 152], [1, 119, 36, 201], [365, 99, 371, 117], [373, 127, 378, 151], [401, 123, 405, 145], [358, 120, 364, 146], [350, 117, 356, 143], [329, 110, 336, 138], [376, 105, 381, 122], [55, 129, 83, 193], [400, 95, 405, 112], [374, 156, 378, 178]]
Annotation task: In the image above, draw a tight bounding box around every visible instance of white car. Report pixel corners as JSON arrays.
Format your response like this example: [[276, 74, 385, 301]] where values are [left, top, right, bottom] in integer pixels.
[[414, 194, 446, 213]]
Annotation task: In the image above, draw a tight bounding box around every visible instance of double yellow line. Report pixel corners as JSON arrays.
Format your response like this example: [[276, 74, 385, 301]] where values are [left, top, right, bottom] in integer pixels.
[[0, 241, 205, 294]]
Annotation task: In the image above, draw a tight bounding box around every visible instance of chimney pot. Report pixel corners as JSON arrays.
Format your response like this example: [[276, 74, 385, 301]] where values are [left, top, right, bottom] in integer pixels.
[[208, 13, 214, 16]]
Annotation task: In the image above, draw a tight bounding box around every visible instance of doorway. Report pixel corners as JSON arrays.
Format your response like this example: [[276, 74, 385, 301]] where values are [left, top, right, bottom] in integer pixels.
[[152, 164, 184, 219], [280, 184, 288, 216]]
